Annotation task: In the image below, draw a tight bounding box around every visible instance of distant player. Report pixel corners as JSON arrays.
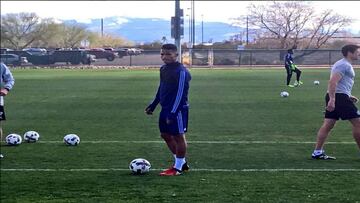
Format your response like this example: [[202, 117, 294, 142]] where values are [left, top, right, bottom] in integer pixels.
[[1, 62, 15, 159], [145, 43, 191, 176], [312, 44, 360, 160], [284, 49, 303, 87]]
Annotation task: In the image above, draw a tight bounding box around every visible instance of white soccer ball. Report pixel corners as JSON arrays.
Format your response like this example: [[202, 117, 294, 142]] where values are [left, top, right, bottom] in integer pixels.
[[6, 133, 22, 146], [280, 91, 289, 97], [24, 131, 40, 143], [63, 134, 80, 146], [314, 80, 320, 85], [129, 158, 151, 174]]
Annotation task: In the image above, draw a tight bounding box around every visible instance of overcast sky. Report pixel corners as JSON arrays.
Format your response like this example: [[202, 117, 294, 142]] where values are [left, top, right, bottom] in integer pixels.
[[1, 1, 360, 33]]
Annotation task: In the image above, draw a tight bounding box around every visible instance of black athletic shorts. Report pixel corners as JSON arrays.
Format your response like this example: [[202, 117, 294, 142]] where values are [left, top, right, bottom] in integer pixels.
[[325, 93, 360, 120], [0, 105, 5, 121]]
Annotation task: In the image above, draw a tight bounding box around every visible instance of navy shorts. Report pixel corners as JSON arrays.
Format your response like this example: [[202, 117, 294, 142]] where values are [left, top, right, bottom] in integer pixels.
[[0, 105, 6, 121], [159, 106, 189, 135], [325, 93, 360, 120]]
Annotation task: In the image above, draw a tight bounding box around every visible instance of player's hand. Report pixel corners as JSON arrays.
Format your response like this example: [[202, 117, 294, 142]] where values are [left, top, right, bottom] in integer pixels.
[[0, 88, 9, 96], [144, 107, 153, 115], [350, 95, 359, 103], [326, 99, 335, 112], [145, 108, 153, 115]]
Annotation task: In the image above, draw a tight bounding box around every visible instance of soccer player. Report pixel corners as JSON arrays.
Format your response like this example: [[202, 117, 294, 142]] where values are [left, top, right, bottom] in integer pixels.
[[145, 44, 191, 176], [284, 49, 303, 87], [1, 62, 15, 159], [312, 44, 360, 160]]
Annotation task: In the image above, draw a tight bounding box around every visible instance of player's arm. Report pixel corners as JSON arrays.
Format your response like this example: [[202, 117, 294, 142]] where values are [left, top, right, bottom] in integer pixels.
[[0, 63, 15, 96], [145, 86, 160, 115], [167, 71, 186, 123], [285, 54, 293, 65], [326, 72, 342, 112]]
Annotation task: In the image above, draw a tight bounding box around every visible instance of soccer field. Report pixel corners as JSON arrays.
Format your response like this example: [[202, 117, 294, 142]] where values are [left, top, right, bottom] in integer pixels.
[[1, 68, 359, 203]]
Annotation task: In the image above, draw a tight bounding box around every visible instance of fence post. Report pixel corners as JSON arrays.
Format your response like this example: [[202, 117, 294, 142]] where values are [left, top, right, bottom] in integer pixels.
[[129, 55, 132, 66], [238, 51, 241, 67], [329, 51, 331, 67], [250, 51, 253, 67]]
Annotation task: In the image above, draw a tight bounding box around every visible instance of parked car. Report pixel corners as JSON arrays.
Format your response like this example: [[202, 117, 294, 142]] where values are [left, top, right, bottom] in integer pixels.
[[114, 48, 129, 58], [0, 54, 28, 66], [22, 48, 47, 55], [86, 48, 117, 61], [0, 48, 13, 54], [127, 48, 143, 55]]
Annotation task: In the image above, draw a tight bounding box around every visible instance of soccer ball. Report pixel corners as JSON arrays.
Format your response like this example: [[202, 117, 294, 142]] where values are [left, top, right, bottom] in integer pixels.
[[280, 91, 289, 97], [129, 158, 151, 174], [314, 80, 320, 85], [5, 133, 22, 146], [63, 134, 80, 146], [23, 131, 40, 143]]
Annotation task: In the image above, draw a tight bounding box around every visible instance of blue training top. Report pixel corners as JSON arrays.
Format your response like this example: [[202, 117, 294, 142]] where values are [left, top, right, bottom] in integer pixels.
[[148, 61, 191, 116], [284, 53, 294, 67]]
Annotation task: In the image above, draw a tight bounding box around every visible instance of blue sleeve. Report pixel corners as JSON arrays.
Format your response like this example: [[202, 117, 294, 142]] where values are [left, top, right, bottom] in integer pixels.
[[1, 63, 15, 90], [285, 54, 293, 66], [147, 85, 160, 111], [170, 70, 186, 115]]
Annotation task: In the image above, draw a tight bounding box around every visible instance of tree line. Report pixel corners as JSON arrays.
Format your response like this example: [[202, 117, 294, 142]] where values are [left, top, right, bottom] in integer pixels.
[[1, 2, 356, 51], [231, 1, 355, 49], [1, 12, 134, 50]]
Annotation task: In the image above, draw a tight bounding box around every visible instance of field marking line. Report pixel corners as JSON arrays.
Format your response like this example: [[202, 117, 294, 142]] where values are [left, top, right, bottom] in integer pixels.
[[1, 168, 359, 172], [11, 140, 356, 144]]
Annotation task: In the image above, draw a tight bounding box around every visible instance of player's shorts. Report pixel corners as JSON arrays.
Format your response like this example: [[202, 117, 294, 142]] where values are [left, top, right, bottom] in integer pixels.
[[159, 105, 189, 135], [0, 105, 6, 121], [324, 93, 360, 120]]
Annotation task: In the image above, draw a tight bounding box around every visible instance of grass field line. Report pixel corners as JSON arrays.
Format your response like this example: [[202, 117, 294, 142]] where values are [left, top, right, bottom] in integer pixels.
[[1, 168, 359, 172], [25, 140, 356, 144]]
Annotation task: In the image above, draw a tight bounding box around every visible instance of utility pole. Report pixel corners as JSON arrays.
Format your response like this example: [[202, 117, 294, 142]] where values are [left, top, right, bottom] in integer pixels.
[[201, 14, 204, 44], [172, 0, 183, 61], [192, 0, 195, 47], [101, 18, 104, 37], [246, 15, 249, 45]]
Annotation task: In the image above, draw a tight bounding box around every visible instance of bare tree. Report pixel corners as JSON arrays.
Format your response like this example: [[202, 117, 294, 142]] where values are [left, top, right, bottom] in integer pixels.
[[1, 12, 50, 49], [58, 24, 88, 48], [231, 1, 352, 49]]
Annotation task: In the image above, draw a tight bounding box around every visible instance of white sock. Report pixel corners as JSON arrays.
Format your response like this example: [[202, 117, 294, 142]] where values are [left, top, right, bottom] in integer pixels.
[[174, 157, 185, 171], [313, 149, 323, 155]]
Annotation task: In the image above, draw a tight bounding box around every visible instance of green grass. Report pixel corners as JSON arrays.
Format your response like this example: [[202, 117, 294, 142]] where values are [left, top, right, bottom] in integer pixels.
[[1, 68, 360, 203]]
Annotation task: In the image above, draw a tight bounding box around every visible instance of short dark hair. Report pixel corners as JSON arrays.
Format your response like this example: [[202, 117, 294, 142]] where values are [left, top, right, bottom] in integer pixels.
[[287, 49, 293, 54], [161, 44, 178, 52], [341, 44, 360, 57]]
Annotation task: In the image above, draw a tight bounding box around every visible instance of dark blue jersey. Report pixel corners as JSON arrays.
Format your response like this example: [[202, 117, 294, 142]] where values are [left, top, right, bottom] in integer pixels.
[[148, 62, 191, 116], [284, 53, 293, 67]]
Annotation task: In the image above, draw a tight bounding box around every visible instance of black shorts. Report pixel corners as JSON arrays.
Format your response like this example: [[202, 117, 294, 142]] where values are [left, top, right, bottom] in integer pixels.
[[0, 105, 5, 121], [325, 93, 360, 120]]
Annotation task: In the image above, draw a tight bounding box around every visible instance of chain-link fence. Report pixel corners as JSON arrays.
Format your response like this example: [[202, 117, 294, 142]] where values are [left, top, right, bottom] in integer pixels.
[[101, 49, 359, 67]]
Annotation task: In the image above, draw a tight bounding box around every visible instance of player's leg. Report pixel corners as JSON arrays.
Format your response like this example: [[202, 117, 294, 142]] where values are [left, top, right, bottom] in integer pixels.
[[294, 68, 303, 85], [340, 94, 360, 151], [349, 118, 360, 150], [0, 122, 3, 159], [173, 109, 189, 171], [159, 110, 189, 176], [312, 118, 337, 159], [160, 133, 177, 155], [0, 105, 4, 159], [285, 67, 294, 87], [159, 111, 177, 158]]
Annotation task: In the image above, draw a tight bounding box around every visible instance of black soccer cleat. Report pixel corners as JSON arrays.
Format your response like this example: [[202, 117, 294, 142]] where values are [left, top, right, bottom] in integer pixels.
[[181, 162, 190, 172], [312, 153, 336, 160]]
